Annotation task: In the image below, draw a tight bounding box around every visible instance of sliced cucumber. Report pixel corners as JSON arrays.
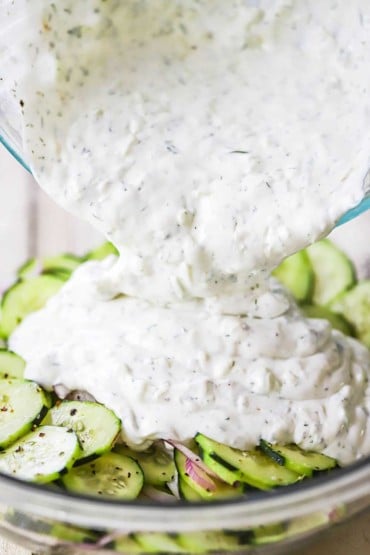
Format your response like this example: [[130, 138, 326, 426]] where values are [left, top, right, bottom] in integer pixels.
[[0, 426, 80, 483], [50, 522, 98, 544], [84, 242, 118, 261], [7, 512, 99, 544], [195, 434, 301, 490], [115, 534, 144, 554], [178, 477, 203, 502], [330, 281, 370, 347], [307, 240, 356, 306], [114, 443, 175, 487], [17, 254, 80, 283], [273, 250, 314, 303], [0, 275, 65, 338], [200, 449, 239, 486], [42, 253, 82, 274], [259, 441, 337, 477], [301, 305, 354, 336], [17, 258, 39, 280], [0, 379, 50, 448], [252, 524, 286, 545], [62, 452, 144, 500], [135, 533, 187, 554], [174, 449, 243, 500], [43, 401, 121, 461], [179, 531, 245, 553], [0, 349, 26, 379], [285, 512, 331, 538]]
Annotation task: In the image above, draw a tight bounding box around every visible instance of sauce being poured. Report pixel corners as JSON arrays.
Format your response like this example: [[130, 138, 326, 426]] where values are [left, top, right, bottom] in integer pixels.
[[2, 0, 370, 462]]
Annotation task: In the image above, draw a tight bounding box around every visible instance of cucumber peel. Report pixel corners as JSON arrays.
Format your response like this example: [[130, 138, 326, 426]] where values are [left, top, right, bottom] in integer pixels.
[[0, 379, 50, 449], [114, 443, 175, 486], [44, 400, 121, 461], [62, 452, 144, 500], [195, 434, 302, 490], [259, 440, 337, 477], [0, 275, 65, 338], [84, 242, 118, 261], [0, 426, 80, 483]]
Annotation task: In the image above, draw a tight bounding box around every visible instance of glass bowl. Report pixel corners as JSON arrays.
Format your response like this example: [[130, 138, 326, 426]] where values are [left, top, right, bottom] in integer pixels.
[[0, 455, 370, 555], [2, 135, 370, 555]]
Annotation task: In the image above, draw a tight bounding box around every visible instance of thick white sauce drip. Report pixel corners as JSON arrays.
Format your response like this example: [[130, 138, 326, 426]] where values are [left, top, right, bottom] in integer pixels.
[[2, 0, 370, 463]]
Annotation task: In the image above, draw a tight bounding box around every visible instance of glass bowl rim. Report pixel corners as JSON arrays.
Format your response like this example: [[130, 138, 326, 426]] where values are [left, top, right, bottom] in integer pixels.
[[1, 454, 370, 532]]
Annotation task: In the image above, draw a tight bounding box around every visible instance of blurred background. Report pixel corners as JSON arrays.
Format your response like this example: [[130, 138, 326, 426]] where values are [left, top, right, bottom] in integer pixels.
[[0, 146, 101, 288]]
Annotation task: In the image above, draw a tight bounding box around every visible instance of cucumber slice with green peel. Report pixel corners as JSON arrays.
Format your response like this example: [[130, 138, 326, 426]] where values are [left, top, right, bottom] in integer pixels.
[[285, 512, 331, 538], [115, 534, 144, 554], [50, 522, 99, 544], [178, 477, 203, 502], [114, 443, 175, 486], [252, 524, 286, 545], [42, 253, 82, 274], [199, 449, 240, 486], [62, 452, 144, 500], [330, 281, 370, 347], [259, 441, 337, 477], [17, 258, 40, 280], [0, 379, 50, 448], [301, 305, 354, 336], [179, 531, 249, 553], [174, 449, 243, 500], [196, 434, 246, 486], [135, 533, 187, 554], [195, 434, 301, 489], [42, 268, 72, 282], [0, 426, 80, 483], [17, 254, 80, 282], [0, 275, 65, 338], [273, 251, 314, 303], [0, 349, 25, 379], [43, 401, 121, 461], [84, 242, 118, 261], [306, 240, 356, 306]]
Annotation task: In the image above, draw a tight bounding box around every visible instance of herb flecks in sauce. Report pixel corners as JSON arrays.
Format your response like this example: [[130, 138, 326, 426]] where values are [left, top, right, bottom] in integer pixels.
[[3, 0, 370, 463]]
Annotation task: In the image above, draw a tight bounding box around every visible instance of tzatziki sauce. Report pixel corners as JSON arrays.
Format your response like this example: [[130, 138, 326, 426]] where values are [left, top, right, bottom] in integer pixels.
[[2, 0, 370, 463]]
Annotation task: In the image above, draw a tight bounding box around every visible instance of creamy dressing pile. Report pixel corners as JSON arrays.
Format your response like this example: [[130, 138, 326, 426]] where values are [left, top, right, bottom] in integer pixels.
[[3, 0, 370, 463]]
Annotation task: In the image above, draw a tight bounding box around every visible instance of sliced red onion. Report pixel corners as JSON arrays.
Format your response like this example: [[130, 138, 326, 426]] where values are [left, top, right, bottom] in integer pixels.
[[185, 458, 217, 492], [141, 485, 178, 502], [97, 531, 123, 547], [165, 439, 219, 479]]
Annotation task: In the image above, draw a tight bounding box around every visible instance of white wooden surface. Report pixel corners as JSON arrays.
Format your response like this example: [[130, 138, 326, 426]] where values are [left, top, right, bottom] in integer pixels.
[[1, 145, 370, 554], [0, 146, 100, 290]]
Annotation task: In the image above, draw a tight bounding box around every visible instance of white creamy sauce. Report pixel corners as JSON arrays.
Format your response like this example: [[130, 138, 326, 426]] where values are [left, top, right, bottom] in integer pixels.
[[3, 0, 370, 463]]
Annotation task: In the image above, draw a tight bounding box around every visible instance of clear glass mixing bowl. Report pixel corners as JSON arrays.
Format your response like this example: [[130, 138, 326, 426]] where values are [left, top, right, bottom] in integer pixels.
[[2, 116, 370, 555]]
